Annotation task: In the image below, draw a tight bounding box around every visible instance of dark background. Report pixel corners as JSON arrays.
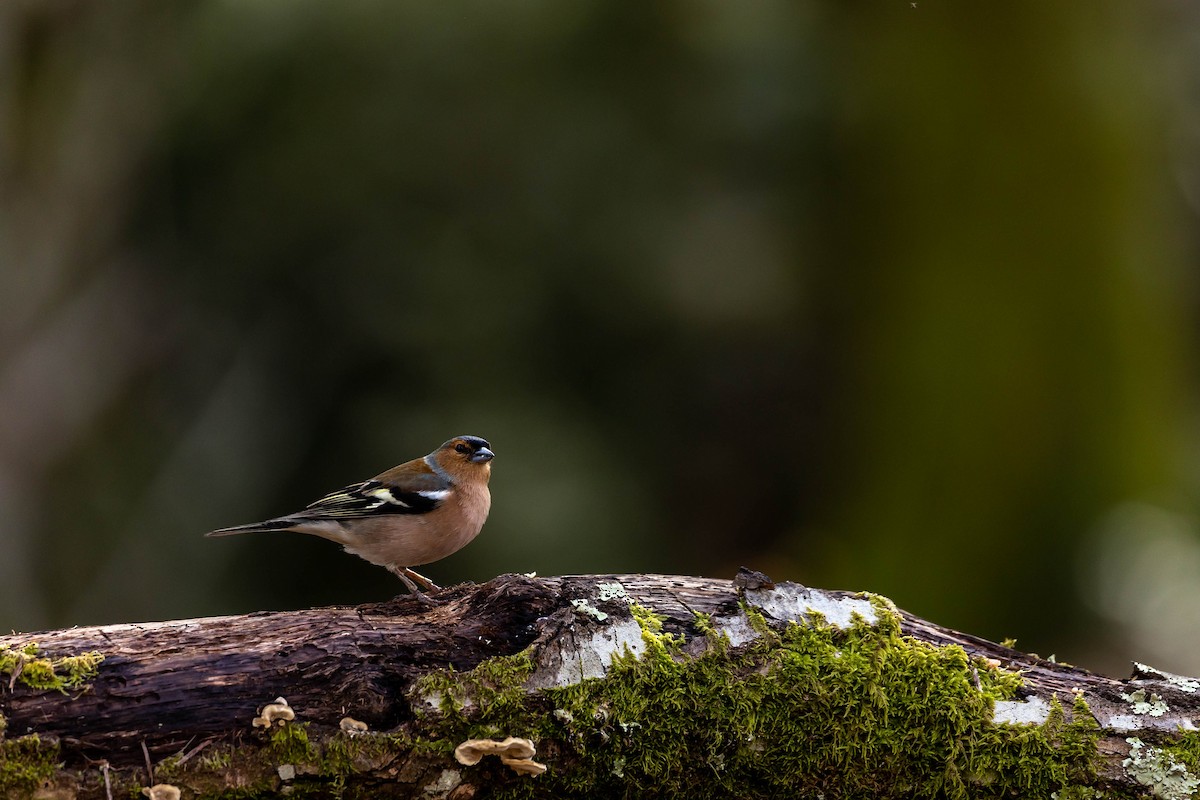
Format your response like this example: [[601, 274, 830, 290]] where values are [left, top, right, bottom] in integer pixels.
[[2, 1, 1199, 677]]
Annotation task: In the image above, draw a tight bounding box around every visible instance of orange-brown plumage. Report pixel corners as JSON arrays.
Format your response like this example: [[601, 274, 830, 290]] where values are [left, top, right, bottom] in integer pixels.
[[206, 435, 494, 601]]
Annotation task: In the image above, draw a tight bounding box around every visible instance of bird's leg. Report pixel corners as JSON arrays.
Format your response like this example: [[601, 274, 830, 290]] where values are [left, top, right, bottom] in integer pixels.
[[388, 566, 442, 605], [402, 567, 442, 592]]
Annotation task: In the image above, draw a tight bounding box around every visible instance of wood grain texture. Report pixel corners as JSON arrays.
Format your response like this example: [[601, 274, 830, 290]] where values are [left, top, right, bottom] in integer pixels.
[[0, 572, 1192, 798], [1, 575, 558, 760]]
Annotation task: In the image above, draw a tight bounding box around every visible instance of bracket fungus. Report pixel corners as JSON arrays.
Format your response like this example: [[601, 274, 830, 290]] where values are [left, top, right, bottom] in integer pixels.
[[252, 696, 295, 728], [142, 785, 181, 800], [339, 716, 369, 736], [453, 736, 547, 776]]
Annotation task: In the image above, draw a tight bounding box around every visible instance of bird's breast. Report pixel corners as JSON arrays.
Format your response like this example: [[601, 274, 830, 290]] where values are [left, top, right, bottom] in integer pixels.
[[341, 482, 491, 569]]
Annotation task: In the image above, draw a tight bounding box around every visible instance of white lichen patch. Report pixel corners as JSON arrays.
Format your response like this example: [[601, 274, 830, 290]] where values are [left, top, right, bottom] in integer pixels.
[[422, 769, 462, 798], [597, 582, 631, 603], [1123, 736, 1200, 800], [992, 696, 1050, 725], [1124, 689, 1170, 717], [709, 588, 877, 647], [743, 584, 878, 629], [1106, 714, 1142, 732], [570, 599, 608, 622], [529, 617, 647, 688], [1099, 710, 1196, 733], [567, 617, 644, 682], [709, 612, 760, 647], [1133, 662, 1200, 693], [418, 689, 445, 711]]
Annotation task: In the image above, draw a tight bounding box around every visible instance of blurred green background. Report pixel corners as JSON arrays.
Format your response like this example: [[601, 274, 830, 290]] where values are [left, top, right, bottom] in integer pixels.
[[2, 0, 1199, 677]]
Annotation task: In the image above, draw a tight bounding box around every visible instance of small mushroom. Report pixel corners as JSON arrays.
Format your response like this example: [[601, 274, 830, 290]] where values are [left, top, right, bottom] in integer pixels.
[[453, 737, 534, 766], [454, 736, 546, 777], [252, 696, 295, 728], [501, 755, 548, 776], [142, 785, 182, 800], [340, 716, 369, 736]]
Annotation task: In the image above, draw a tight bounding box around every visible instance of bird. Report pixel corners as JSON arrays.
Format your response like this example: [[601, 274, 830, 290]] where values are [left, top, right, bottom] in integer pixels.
[[206, 435, 494, 602]]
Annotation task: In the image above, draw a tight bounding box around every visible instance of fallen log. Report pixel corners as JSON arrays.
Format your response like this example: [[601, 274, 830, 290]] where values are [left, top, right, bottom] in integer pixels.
[[0, 572, 1195, 799]]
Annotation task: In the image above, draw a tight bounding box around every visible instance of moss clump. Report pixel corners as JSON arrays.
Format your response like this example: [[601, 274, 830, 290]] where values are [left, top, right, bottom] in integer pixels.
[[413, 593, 1102, 799], [135, 726, 419, 800], [196, 749, 232, 771], [0, 642, 104, 693], [692, 613, 717, 638], [413, 650, 535, 727], [0, 734, 60, 796], [269, 722, 317, 764], [629, 603, 668, 639], [976, 656, 1023, 701], [1165, 728, 1200, 771]]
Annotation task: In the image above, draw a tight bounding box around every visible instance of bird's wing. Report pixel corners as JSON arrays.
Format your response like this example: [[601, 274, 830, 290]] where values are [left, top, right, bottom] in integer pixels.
[[301, 469, 451, 519]]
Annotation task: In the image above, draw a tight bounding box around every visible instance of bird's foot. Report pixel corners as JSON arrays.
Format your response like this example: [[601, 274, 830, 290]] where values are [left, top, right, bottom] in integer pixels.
[[392, 567, 446, 605], [402, 567, 442, 592]]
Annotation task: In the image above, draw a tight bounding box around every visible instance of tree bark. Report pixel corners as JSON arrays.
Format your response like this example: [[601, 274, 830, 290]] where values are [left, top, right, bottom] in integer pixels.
[[0, 572, 1194, 799]]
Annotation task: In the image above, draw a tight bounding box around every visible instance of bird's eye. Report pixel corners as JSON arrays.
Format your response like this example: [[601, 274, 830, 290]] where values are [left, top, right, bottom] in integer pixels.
[[454, 443, 471, 454]]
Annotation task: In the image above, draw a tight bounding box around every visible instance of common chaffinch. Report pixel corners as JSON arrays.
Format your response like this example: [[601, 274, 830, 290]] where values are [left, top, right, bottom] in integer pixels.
[[206, 435, 494, 601]]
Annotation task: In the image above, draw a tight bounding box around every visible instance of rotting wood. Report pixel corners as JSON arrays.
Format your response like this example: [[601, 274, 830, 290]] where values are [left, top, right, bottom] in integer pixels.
[[1, 572, 1197, 799]]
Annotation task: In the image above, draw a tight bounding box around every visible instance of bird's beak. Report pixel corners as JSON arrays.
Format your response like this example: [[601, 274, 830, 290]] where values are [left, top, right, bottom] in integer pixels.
[[471, 448, 495, 463]]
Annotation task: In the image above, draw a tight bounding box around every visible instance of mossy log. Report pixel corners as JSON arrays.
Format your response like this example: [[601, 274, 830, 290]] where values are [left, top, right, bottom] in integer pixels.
[[2, 572, 1199, 799]]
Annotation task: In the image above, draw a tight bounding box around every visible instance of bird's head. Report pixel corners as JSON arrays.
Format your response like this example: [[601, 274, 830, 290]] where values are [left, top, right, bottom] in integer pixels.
[[435, 435, 495, 479]]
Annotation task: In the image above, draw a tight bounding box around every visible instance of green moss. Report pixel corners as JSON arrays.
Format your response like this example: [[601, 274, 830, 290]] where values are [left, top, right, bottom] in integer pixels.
[[269, 722, 317, 763], [629, 604, 667, 638], [0, 642, 104, 694], [196, 749, 232, 771], [125, 726, 424, 800], [0, 593, 1116, 799], [318, 730, 411, 781], [743, 604, 773, 637], [692, 612, 716, 638], [409, 593, 1106, 799], [0, 734, 59, 796], [153, 753, 183, 782], [1052, 787, 1100, 800], [318, 735, 360, 778], [1166, 728, 1200, 773], [412, 650, 535, 729], [58, 652, 106, 689], [974, 656, 1023, 701]]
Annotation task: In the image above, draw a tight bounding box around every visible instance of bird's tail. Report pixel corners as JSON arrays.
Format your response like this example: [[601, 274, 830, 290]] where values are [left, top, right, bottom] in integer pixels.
[[205, 518, 297, 537]]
